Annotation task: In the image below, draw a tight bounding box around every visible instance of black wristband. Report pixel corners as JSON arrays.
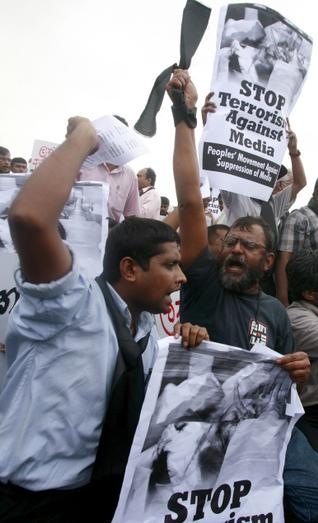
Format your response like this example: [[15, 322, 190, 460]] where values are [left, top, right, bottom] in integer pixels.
[[170, 88, 197, 129]]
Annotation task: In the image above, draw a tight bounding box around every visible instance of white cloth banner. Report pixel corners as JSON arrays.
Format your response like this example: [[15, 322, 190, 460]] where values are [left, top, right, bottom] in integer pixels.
[[199, 3, 312, 201], [113, 339, 303, 523]]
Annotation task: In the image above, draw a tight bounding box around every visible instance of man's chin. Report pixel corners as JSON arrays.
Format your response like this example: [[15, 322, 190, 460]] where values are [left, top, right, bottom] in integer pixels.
[[221, 273, 253, 293]]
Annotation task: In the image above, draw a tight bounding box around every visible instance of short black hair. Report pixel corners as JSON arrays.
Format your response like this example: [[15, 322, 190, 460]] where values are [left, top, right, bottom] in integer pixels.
[[207, 224, 229, 243], [145, 168, 156, 186], [107, 217, 119, 230], [102, 216, 180, 283], [286, 249, 318, 301], [11, 157, 27, 166], [230, 216, 275, 252], [0, 146, 10, 156], [161, 196, 170, 206]]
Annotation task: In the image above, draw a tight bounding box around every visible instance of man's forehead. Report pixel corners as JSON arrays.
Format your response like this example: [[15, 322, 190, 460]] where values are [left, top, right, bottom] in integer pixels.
[[156, 242, 181, 257], [230, 224, 265, 239]]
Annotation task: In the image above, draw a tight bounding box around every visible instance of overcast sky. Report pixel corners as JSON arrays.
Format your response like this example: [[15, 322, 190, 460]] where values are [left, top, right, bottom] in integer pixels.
[[1, 0, 317, 206]]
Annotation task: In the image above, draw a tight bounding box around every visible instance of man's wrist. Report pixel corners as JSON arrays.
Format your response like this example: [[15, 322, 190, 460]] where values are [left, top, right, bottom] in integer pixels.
[[171, 104, 197, 129], [170, 88, 197, 129], [289, 150, 301, 157]]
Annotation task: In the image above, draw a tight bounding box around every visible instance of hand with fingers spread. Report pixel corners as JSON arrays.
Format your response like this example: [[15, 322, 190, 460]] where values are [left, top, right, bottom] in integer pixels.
[[276, 351, 310, 385], [201, 91, 217, 126], [173, 321, 209, 348]]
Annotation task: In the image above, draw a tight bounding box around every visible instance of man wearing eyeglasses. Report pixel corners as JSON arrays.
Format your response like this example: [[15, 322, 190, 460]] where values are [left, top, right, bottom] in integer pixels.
[[166, 69, 306, 365], [166, 68, 314, 523]]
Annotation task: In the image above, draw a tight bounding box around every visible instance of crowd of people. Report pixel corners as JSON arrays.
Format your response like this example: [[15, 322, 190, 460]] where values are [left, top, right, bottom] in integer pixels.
[[0, 68, 317, 523], [0, 147, 28, 175]]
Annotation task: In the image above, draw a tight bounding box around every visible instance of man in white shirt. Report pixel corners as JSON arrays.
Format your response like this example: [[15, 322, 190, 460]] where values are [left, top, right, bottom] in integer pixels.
[[137, 168, 161, 220]]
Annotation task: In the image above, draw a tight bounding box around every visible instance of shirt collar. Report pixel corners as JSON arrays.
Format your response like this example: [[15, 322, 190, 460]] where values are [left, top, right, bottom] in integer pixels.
[[106, 282, 154, 340], [140, 186, 154, 194], [102, 163, 120, 174]]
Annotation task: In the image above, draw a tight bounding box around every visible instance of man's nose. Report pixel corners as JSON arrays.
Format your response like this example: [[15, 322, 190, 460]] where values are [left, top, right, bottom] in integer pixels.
[[176, 265, 187, 285], [231, 239, 244, 253]]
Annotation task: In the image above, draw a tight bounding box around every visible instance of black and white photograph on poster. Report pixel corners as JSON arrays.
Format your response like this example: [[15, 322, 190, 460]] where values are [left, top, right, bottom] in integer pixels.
[[0, 175, 24, 252], [200, 3, 313, 201], [113, 340, 303, 523], [58, 182, 108, 278], [0, 176, 108, 279]]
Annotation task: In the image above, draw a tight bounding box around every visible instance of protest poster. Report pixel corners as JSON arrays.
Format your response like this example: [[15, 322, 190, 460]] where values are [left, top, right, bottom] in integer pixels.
[[113, 339, 303, 523], [0, 176, 108, 344], [199, 3, 313, 200], [155, 291, 180, 337], [29, 139, 58, 171], [81, 115, 148, 169]]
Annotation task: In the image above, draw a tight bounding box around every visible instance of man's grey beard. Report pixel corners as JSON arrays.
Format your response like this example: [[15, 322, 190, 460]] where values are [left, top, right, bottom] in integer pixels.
[[219, 258, 263, 293]]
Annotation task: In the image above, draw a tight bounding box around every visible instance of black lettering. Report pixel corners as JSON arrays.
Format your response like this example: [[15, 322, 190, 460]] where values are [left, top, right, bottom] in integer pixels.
[[230, 480, 252, 508], [190, 489, 212, 521], [240, 80, 252, 97], [246, 103, 257, 115], [255, 108, 265, 119], [240, 100, 250, 112], [210, 484, 231, 514], [165, 492, 189, 523], [229, 97, 240, 109], [228, 511, 237, 523], [276, 95, 285, 111], [251, 514, 273, 523], [264, 90, 277, 107], [229, 129, 244, 145], [218, 91, 232, 107], [226, 110, 238, 125], [0, 288, 19, 315], [252, 84, 266, 101]]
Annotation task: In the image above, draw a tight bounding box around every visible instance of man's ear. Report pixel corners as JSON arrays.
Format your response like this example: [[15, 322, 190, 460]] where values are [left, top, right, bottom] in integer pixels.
[[119, 257, 139, 282], [264, 251, 275, 272]]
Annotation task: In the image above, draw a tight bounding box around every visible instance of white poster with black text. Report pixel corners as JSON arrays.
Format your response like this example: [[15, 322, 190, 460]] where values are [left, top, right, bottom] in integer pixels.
[[113, 339, 303, 523], [199, 3, 312, 200]]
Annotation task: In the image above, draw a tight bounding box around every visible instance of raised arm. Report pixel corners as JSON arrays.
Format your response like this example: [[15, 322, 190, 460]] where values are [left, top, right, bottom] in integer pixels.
[[166, 70, 209, 269], [287, 120, 306, 201], [201, 91, 215, 126], [8, 117, 98, 283]]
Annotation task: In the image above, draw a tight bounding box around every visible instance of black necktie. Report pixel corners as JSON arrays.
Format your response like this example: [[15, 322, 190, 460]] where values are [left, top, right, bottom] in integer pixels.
[[92, 276, 150, 484], [134, 0, 211, 136]]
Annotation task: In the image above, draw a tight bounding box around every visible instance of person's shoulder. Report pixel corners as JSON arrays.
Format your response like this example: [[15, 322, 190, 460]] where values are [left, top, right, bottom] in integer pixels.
[[273, 184, 292, 200], [288, 300, 318, 319], [184, 247, 217, 279], [260, 292, 288, 314], [282, 206, 308, 225], [121, 164, 136, 177]]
